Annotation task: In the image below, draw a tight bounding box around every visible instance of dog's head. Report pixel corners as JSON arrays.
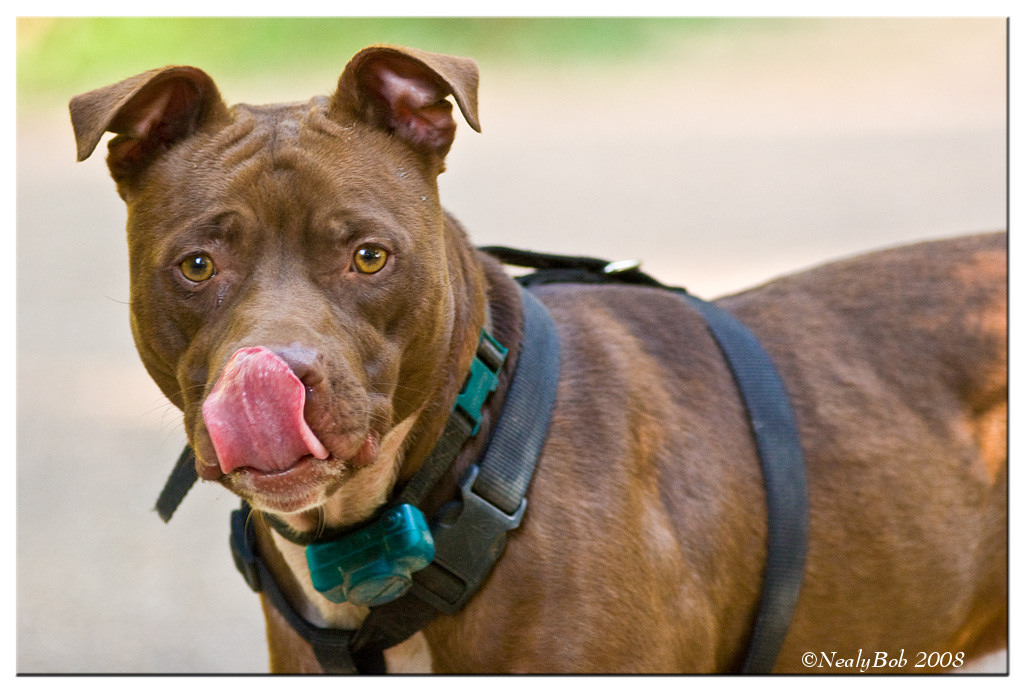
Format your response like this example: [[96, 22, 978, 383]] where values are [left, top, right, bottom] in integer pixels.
[[70, 46, 483, 528]]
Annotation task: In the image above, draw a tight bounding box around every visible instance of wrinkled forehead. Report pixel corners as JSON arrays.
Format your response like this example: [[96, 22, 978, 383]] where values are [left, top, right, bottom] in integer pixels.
[[230, 97, 328, 148], [148, 95, 429, 208]]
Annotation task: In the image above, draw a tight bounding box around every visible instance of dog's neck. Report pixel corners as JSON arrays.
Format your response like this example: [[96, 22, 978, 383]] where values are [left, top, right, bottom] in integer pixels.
[[391, 213, 495, 488]]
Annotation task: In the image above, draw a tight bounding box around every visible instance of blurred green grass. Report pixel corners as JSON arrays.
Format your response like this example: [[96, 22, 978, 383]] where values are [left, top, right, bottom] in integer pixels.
[[18, 17, 753, 106]]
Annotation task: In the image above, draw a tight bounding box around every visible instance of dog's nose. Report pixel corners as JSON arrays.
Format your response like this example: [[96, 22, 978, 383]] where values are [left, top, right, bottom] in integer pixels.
[[272, 343, 324, 388]]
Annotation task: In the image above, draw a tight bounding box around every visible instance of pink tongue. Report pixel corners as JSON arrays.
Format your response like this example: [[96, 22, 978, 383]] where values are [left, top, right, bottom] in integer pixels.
[[203, 346, 329, 474]]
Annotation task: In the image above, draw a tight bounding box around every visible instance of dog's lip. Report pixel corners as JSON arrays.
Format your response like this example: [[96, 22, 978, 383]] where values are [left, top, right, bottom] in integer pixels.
[[226, 454, 347, 513], [232, 455, 321, 481], [218, 431, 381, 513]]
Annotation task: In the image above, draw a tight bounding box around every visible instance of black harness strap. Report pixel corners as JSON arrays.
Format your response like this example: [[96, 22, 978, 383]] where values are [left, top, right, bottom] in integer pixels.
[[155, 445, 198, 523], [679, 293, 808, 673], [483, 247, 809, 674], [458, 288, 561, 515]]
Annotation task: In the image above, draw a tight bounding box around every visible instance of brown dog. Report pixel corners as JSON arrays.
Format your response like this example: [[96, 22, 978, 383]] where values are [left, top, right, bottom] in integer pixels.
[[69, 45, 1006, 673]]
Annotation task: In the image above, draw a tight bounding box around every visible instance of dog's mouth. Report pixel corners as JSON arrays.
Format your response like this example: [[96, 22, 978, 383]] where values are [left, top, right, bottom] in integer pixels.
[[198, 346, 385, 515]]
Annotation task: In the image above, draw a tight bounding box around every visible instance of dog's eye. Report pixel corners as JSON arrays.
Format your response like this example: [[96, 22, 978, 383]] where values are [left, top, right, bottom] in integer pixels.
[[353, 245, 389, 274], [180, 253, 217, 282]]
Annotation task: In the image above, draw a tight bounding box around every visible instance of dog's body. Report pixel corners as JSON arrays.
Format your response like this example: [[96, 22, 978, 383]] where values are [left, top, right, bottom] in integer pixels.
[[70, 46, 1006, 673]]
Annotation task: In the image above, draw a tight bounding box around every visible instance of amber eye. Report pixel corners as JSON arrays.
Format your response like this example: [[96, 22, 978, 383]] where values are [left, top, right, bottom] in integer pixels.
[[353, 245, 389, 274], [179, 253, 216, 282]]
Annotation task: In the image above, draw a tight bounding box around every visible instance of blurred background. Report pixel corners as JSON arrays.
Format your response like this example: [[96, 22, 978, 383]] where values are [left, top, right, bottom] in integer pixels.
[[17, 17, 1007, 673]]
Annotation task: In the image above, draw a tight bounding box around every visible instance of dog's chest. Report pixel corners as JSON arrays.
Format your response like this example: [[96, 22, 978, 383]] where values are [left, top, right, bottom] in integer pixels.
[[383, 632, 433, 673]]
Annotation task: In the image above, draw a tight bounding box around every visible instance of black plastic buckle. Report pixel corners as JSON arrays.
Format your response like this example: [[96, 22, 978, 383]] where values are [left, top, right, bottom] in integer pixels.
[[230, 504, 262, 593], [412, 464, 526, 615]]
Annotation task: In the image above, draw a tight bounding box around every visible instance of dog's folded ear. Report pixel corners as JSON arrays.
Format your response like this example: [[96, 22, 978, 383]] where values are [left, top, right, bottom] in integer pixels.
[[69, 66, 228, 193], [333, 45, 480, 163]]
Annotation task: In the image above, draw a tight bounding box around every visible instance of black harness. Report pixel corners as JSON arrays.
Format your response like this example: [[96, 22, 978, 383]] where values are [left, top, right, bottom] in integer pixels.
[[156, 248, 809, 674]]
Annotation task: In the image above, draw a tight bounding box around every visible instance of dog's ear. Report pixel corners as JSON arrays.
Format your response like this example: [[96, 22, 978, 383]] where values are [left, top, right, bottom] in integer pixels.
[[332, 45, 480, 163], [69, 66, 228, 192]]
